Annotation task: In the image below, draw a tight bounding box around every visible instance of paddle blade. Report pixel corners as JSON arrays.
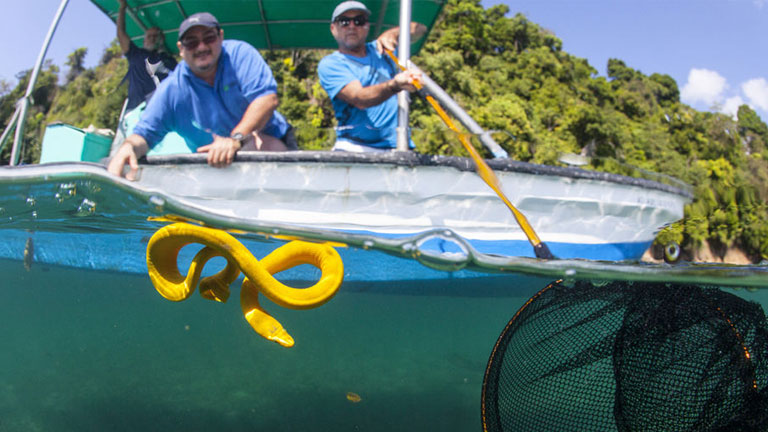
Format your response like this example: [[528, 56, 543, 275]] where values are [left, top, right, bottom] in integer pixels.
[[533, 242, 555, 260]]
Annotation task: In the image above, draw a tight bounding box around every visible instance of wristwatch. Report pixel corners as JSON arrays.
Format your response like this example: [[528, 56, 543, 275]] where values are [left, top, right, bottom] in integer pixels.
[[230, 132, 245, 147]]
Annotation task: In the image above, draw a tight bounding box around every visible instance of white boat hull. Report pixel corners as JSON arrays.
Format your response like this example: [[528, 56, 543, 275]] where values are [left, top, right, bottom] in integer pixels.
[[136, 151, 690, 261], [0, 152, 692, 284]]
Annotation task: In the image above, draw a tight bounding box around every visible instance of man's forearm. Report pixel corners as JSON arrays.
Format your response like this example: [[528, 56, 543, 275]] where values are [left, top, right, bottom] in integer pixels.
[[342, 80, 399, 110], [231, 93, 279, 137], [377, 22, 428, 49], [117, 2, 130, 53], [338, 67, 421, 110], [379, 22, 427, 40]]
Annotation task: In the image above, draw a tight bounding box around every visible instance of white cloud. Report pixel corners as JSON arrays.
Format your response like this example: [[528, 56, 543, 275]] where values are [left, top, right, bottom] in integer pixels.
[[742, 78, 768, 112], [721, 96, 744, 118], [755, 0, 766, 9], [681, 68, 728, 106]]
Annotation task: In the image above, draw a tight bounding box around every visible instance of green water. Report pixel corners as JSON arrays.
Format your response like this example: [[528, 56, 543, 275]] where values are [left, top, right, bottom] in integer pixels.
[[0, 171, 766, 431], [0, 259, 552, 431], [2, 259, 766, 431]]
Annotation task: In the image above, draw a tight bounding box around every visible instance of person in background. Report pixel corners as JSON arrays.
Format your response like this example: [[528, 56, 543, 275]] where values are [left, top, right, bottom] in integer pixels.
[[318, 1, 426, 152], [117, 0, 177, 111], [108, 12, 296, 180]]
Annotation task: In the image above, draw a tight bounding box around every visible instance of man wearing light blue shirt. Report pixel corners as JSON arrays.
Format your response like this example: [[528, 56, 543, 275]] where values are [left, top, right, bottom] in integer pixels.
[[109, 12, 296, 180], [318, 1, 425, 152]]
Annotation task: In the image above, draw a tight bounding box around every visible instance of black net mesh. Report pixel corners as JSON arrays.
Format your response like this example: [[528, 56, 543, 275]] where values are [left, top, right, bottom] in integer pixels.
[[481, 280, 768, 432]]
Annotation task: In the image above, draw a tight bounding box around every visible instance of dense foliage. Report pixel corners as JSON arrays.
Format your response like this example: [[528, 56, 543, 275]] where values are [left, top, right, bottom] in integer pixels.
[[1, 0, 766, 261], [0, 40, 127, 164]]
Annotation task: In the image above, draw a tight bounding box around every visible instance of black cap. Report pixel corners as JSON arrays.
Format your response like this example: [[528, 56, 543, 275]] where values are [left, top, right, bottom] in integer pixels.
[[178, 12, 219, 40]]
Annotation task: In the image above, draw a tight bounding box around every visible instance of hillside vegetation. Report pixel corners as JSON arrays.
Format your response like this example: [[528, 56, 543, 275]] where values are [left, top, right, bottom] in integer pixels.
[[1, 0, 766, 261]]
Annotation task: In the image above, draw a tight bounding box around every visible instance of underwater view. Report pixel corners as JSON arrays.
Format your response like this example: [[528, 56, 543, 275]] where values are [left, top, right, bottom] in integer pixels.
[[0, 173, 766, 432], [1, 0, 767, 428], [1, 259, 545, 431]]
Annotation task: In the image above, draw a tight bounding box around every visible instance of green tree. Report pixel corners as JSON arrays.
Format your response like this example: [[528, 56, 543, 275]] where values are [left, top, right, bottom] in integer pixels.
[[46, 40, 127, 131], [0, 61, 60, 164], [65, 47, 88, 84]]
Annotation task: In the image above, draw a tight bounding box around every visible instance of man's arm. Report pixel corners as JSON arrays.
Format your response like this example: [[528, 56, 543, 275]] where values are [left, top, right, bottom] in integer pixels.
[[232, 93, 279, 138], [107, 134, 149, 180], [336, 71, 420, 110], [335, 22, 426, 110], [117, 0, 131, 54], [375, 22, 428, 54], [196, 93, 280, 166]]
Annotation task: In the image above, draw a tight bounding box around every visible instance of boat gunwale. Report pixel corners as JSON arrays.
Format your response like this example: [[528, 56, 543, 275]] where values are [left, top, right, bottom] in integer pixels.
[[144, 151, 694, 199]]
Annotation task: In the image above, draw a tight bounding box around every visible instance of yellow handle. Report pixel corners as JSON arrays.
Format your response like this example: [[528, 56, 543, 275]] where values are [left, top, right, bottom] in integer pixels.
[[384, 50, 547, 250], [146, 222, 344, 347]]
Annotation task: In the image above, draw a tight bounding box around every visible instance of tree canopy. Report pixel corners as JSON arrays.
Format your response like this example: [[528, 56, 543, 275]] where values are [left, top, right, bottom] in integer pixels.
[[1, 0, 766, 261]]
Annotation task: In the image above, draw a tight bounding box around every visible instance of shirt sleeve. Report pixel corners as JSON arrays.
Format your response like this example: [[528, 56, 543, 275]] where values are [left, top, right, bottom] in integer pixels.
[[318, 54, 358, 101], [132, 79, 173, 147], [230, 41, 277, 102]]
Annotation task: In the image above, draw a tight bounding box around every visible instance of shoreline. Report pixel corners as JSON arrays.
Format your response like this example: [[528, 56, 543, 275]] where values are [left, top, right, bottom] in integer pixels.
[[642, 240, 759, 265]]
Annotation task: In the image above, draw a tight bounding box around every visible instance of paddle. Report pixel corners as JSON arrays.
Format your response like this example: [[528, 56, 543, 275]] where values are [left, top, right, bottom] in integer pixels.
[[384, 49, 555, 259]]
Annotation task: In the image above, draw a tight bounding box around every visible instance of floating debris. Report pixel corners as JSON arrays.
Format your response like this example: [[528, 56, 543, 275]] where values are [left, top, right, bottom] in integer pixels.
[[23, 237, 34, 271], [346, 392, 362, 403]]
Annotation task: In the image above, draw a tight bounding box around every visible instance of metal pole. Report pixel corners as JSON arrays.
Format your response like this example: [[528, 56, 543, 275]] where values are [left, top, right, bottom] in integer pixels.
[[410, 63, 509, 159], [10, 0, 70, 166], [395, 0, 412, 151]]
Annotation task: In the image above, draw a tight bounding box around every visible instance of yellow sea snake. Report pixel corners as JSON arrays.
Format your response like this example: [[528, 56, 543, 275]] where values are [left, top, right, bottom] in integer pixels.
[[146, 222, 344, 347]]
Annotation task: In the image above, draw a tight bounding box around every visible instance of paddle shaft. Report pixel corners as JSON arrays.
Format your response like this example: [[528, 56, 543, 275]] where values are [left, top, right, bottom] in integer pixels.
[[384, 50, 553, 259]]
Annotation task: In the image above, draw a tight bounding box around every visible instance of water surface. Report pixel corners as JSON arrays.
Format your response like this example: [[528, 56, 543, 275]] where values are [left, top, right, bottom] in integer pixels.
[[0, 170, 765, 431]]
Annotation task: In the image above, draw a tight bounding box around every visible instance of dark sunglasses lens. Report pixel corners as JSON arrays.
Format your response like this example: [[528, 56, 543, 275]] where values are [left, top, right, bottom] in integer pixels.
[[182, 33, 217, 49], [202, 33, 218, 44], [181, 38, 199, 49], [336, 15, 367, 27]]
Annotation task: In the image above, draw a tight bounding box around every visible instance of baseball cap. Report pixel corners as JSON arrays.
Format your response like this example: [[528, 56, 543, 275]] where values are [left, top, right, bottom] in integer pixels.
[[331, 1, 371, 21], [178, 12, 219, 40]]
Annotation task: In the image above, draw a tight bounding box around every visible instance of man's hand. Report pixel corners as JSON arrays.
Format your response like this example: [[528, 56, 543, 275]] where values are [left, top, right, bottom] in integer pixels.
[[375, 22, 427, 54], [376, 31, 398, 54], [197, 134, 242, 168], [392, 70, 421, 93], [107, 142, 140, 180]]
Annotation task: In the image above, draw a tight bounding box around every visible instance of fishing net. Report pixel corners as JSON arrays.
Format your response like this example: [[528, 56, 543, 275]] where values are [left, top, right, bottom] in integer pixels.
[[481, 280, 768, 432]]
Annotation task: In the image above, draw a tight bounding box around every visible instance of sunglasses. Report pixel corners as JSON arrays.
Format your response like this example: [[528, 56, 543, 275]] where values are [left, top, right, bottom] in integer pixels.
[[334, 15, 368, 27], [180, 31, 219, 49]]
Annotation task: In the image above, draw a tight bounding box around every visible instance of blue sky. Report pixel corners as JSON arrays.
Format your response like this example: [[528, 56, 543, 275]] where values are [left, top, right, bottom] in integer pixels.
[[3, 0, 767, 121]]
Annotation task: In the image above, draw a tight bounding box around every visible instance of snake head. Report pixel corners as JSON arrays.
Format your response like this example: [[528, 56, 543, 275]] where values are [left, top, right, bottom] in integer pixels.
[[266, 326, 295, 348]]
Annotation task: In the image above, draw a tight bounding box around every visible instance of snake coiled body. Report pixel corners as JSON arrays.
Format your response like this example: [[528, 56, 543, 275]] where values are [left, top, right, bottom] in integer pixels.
[[146, 222, 344, 347]]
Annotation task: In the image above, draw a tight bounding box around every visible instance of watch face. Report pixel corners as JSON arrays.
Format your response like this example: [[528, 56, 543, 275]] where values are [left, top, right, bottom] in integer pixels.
[[231, 133, 245, 142]]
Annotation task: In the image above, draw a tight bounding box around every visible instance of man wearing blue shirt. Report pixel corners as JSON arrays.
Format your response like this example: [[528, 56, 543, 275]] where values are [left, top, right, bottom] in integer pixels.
[[109, 12, 296, 180], [318, 1, 425, 152]]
